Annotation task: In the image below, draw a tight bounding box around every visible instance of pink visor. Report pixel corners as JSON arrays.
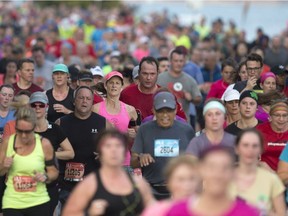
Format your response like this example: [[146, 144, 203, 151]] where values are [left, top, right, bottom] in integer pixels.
[[105, 71, 123, 82]]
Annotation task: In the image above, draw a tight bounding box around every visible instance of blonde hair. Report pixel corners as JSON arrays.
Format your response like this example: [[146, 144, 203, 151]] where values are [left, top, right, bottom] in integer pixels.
[[164, 155, 198, 181], [16, 107, 37, 127]]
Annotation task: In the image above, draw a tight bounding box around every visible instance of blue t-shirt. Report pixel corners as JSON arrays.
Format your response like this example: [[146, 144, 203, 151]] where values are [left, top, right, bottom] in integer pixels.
[[0, 109, 15, 135], [279, 143, 288, 203]]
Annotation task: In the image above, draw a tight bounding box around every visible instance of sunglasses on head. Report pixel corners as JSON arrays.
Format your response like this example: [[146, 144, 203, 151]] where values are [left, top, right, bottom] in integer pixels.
[[15, 128, 34, 134], [31, 103, 46, 108]]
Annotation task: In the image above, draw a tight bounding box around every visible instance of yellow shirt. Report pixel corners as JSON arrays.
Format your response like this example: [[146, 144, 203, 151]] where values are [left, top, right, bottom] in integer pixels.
[[229, 167, 284, 214]]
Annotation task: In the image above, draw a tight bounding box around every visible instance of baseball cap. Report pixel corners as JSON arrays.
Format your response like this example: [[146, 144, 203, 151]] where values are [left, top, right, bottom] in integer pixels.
[[105, 71, 123, 82], [90, 66, 104, 77], [271, 65, 288, 76], [53, 64, 69, 73], [153, 92, 176, 111], [78, 71, 93, 81], [223, 89, 240, 102], [29, 91, 48, 104], [132, 65, 139, 79]]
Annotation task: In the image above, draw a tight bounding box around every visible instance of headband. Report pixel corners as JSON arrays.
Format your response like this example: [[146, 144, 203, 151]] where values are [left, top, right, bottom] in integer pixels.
[[203, 101, 226, 116], [260, 72, 276, 84], [270, 102, 288, 115]]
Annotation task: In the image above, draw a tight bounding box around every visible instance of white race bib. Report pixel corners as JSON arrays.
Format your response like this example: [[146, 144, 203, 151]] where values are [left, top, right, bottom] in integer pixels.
[[154, 139, 179, 157]]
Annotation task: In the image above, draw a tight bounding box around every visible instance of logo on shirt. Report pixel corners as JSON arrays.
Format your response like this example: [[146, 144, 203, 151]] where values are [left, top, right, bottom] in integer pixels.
[[267, 142, 287, 146], [91, 129, 98, 133]]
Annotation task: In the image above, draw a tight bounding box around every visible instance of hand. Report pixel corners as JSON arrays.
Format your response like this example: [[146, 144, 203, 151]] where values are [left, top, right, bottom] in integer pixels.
[[33, 171, 47, 183], [3, 156, 13, 168], [246, 77, 257, 90], [127, 128, 136, 139], [139, 154, 155, 167], [53, 104, 70, 114], [183, 91, 192, 101], [88, 199, 108, 216]]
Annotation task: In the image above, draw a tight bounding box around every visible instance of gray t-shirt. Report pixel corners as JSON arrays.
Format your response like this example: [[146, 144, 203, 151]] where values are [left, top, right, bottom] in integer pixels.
[[157, 72, 202, 119], [132, 120, 195, 184], [186, 132, 236, 157], [34, 60, 55, 90]]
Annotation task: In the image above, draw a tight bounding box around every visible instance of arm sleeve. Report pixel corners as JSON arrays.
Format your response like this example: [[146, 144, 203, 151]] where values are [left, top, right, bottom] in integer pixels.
[[206, 82, 217, 100], [55, 124, 67, 145], [189, 77, 202, 98]]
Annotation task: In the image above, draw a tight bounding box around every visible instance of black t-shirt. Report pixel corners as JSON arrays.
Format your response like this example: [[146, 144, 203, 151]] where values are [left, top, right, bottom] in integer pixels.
[[36, 122, 67, 151], [225, 120, 262, 136], [233, 80, 262, 93], [58, 112, 106, 191], [46, 88, 75, 123]]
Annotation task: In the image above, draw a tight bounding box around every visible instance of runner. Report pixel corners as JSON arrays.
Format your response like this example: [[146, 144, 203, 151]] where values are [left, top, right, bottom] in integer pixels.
[[62, 129, 154, 216], [259, 72, 276, 94], [222, 89, 240, 127], [0, 107, 58, 216]]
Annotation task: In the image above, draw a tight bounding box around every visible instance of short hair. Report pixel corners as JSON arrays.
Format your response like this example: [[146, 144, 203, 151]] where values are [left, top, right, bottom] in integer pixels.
[[221, 57, 237, 71], [16, 107, 37, 127], [18, 58, 34, 70], [139, 56, 159, 74], [94, 129, 128, 157], [157, 57, 169, 63], [0, 84, 14, 93], [31, 45, 45, 54], [73, 86, 93, 100], [245, 53, 263, 68], [169, 48, 185, 61], [199, 146, 235, 163]]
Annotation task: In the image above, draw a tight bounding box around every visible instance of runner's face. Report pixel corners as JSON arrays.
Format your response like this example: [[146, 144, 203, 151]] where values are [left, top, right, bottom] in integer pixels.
[[100, 137, 125, 166], [236, 132, 261, 165], [239, 97, 257, 119], [15, 120, 35, 144], [246, 60, 261, 79], [74, 88, 93, 115], [260, 77, 276, 94], [167, 164, 200, 200], [52, 72, 68, 86], [170, 53, 185, 73], [221, 65, 235, 84], [204, 108, 225, 131], [238, 65, 248, 81], [6, 62, 17, 76], [105, 76, 123, 97], [139, 61, 158, 90], [0, 87, 14, 109], [200, 151, 234, 196], [154, 108, 176, 128], [30, 102, 48, 119], [19, 62, 34, 83], [270, 110, 288, 132], [159, 60, 170, 73], [225, 100, 239, 116]]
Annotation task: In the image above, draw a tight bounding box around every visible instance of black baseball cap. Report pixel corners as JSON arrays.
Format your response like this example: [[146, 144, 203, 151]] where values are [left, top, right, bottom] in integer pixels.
[[271, 65, 288, 76], [78, 71, 93, 81]]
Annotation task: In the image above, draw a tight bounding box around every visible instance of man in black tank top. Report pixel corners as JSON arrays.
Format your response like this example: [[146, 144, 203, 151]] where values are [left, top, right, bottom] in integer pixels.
[[56, 86, 111, 207]]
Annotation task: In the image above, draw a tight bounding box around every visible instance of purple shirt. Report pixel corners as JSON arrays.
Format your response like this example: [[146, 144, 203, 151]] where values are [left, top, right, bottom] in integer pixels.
[[166, 198, 260, 216]]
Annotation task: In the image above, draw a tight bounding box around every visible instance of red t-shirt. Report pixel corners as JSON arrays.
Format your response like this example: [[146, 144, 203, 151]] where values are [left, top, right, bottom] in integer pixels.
[[120, 84, 154, 120], [206, 79, 229, 100], [120, 84, 187, 121], [93, 93, 103, 105], [257, 122, 288, 171], [13, 82, 43, 95]]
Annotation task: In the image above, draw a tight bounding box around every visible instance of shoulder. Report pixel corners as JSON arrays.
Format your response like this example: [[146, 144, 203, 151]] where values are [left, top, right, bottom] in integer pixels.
[[122, 84, 137, 94], [40, 137, 53, 151], [90, 112, 106, 121], [233, 199, 260, 216], [174, 121, 193, 131]]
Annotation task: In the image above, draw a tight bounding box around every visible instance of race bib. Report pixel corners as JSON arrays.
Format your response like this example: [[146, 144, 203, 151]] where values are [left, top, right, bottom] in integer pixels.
[[13, 176, 37, 192], [154, 139, 179, 157], [64, 162, 85, 182]]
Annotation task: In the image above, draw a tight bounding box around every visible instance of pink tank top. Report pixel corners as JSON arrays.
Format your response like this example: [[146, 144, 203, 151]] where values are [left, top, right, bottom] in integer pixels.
[[98, 101, 131, 165]]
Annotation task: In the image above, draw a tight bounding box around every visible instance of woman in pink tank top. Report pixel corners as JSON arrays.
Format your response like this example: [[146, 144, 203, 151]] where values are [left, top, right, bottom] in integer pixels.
[[92, 71, 138, 173]]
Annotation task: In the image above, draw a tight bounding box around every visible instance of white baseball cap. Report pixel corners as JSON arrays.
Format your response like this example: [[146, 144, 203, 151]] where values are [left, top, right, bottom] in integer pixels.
[[223, 89, 240, 102], [90, 66, 104, 77]]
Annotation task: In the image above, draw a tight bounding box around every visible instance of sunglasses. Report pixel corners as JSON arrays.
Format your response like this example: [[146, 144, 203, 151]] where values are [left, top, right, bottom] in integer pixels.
[[15, 128, 34, 134], [31, 103, 46, 108]]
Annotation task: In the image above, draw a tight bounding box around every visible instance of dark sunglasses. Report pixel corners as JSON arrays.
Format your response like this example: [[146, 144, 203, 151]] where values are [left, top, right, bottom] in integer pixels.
[[15, 128, 34, 134], [31, 103, 46, 108]]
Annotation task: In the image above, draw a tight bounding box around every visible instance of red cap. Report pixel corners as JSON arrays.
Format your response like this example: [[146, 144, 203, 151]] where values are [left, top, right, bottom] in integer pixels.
[[105, 71, 123, 82]]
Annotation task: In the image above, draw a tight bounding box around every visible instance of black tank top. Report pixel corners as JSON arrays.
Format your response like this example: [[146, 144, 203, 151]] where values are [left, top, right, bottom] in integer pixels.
[[46, 87, 74, 122], [58, 112, 106, 191], [89, 169, 144, 216]]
